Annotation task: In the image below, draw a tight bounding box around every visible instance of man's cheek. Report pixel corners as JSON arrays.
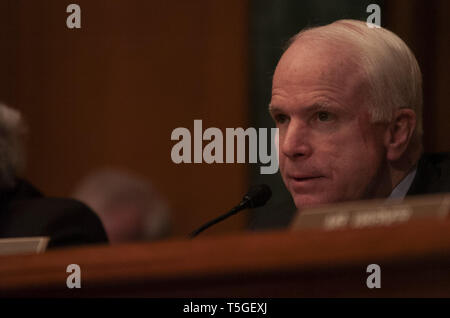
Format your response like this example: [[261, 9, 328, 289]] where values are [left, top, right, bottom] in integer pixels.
[[279, 160, 287, 183]]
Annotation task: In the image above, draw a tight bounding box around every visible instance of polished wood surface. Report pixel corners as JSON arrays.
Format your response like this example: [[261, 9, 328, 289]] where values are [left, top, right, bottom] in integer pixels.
[[2, 218, 450, 297]]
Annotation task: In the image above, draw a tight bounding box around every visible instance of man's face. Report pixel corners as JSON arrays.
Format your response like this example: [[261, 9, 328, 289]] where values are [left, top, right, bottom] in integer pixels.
[[270, 40, 390, 209]]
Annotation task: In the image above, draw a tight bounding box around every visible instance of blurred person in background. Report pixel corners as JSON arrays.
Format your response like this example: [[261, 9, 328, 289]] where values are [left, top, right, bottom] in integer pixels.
[[0, 103, 108, 248], [72, 168, 171, 243]]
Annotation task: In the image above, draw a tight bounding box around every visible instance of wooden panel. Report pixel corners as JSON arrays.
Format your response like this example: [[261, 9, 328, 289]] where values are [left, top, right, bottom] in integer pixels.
[[2, 218, 450, 297], [384, 0, 450, 152], [0, 0, 249, 237]]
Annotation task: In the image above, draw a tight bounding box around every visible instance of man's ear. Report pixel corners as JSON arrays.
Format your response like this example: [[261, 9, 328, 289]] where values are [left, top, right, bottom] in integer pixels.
[[385, 108, 416, 161]]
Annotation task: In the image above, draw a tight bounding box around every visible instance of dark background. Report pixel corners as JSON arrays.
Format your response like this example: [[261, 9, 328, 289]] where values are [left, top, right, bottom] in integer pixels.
[[0, 0, 448, 238]]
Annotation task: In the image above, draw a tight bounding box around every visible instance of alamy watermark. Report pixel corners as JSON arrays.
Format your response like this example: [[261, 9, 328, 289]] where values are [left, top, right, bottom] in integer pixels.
[[366, 4, 381, 28], [66, 264, 81, 289], [366, 264, 381, 289], [170, 120, 279, 175], [66, 4, 81, 29]]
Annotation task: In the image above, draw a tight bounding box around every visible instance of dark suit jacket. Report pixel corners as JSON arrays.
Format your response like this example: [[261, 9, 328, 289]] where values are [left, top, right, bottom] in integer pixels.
[[0, 179, 108, 249], [407, 153, 450, 196]]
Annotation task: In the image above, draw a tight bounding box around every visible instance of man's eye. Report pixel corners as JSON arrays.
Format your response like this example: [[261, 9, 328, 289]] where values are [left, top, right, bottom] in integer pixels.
[[317, 111, 333, 122], [274, 114, 289, 124]]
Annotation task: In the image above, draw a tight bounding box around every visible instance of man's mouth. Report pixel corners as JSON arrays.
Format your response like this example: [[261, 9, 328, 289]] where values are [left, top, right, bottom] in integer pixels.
[[290, 175, 324, 182], [288, 175, 325, 190]]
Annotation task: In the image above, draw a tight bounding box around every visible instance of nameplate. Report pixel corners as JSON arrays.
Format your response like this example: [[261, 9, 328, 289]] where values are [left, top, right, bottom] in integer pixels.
[[0, 237, 50, 256], [290, 193, 450, 231]]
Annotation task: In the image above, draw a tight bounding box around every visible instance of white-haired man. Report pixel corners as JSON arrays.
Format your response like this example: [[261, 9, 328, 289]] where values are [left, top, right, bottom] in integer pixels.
[[270, 20, 449, 210], [0, 104, 108, 248]]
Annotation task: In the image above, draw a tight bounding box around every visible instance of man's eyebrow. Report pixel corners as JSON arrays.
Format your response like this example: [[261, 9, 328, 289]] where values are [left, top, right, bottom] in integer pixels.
[[268, 103, 288, 114], [304, 102, 333, 113], [268, 103, 279, 113], [268, 102, 334, 114]]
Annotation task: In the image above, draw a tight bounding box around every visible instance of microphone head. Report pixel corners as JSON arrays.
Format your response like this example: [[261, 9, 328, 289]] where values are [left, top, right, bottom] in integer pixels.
[[243, 184, 272, 208]]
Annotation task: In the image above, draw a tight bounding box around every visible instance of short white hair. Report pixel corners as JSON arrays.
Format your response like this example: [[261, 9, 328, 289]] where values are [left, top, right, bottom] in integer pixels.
[[0, 103, 26, 189], [289, 19, 423, 136]]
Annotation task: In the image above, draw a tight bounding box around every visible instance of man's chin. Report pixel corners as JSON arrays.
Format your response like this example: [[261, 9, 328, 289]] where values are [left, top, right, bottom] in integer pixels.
[[292, 194, 336, 210]]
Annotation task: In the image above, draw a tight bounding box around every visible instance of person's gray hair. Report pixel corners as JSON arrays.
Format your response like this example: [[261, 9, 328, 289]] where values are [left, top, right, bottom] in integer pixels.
[[287, 19, 423, 137], [0, 103, 26, 189]]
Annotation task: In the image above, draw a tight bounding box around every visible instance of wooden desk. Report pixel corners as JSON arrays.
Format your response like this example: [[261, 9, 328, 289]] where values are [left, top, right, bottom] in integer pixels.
[[2, 218, 450, 297]]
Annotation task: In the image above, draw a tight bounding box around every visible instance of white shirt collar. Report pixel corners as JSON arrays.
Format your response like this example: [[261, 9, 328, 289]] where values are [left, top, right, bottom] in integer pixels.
[[386, 169, 417, 202]]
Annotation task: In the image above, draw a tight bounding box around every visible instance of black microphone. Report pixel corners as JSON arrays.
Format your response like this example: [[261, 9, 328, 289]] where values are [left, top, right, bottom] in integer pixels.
[[189, 184, 272, 238]]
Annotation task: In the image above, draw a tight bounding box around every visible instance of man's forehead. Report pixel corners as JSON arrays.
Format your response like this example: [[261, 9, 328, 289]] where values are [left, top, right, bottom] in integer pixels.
[[272, 38, 369, 109], [274, 39, 363, 83]]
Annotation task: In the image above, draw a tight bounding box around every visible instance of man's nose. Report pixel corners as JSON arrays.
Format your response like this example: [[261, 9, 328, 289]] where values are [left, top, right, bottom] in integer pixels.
[[280, 120, 312, 159]]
